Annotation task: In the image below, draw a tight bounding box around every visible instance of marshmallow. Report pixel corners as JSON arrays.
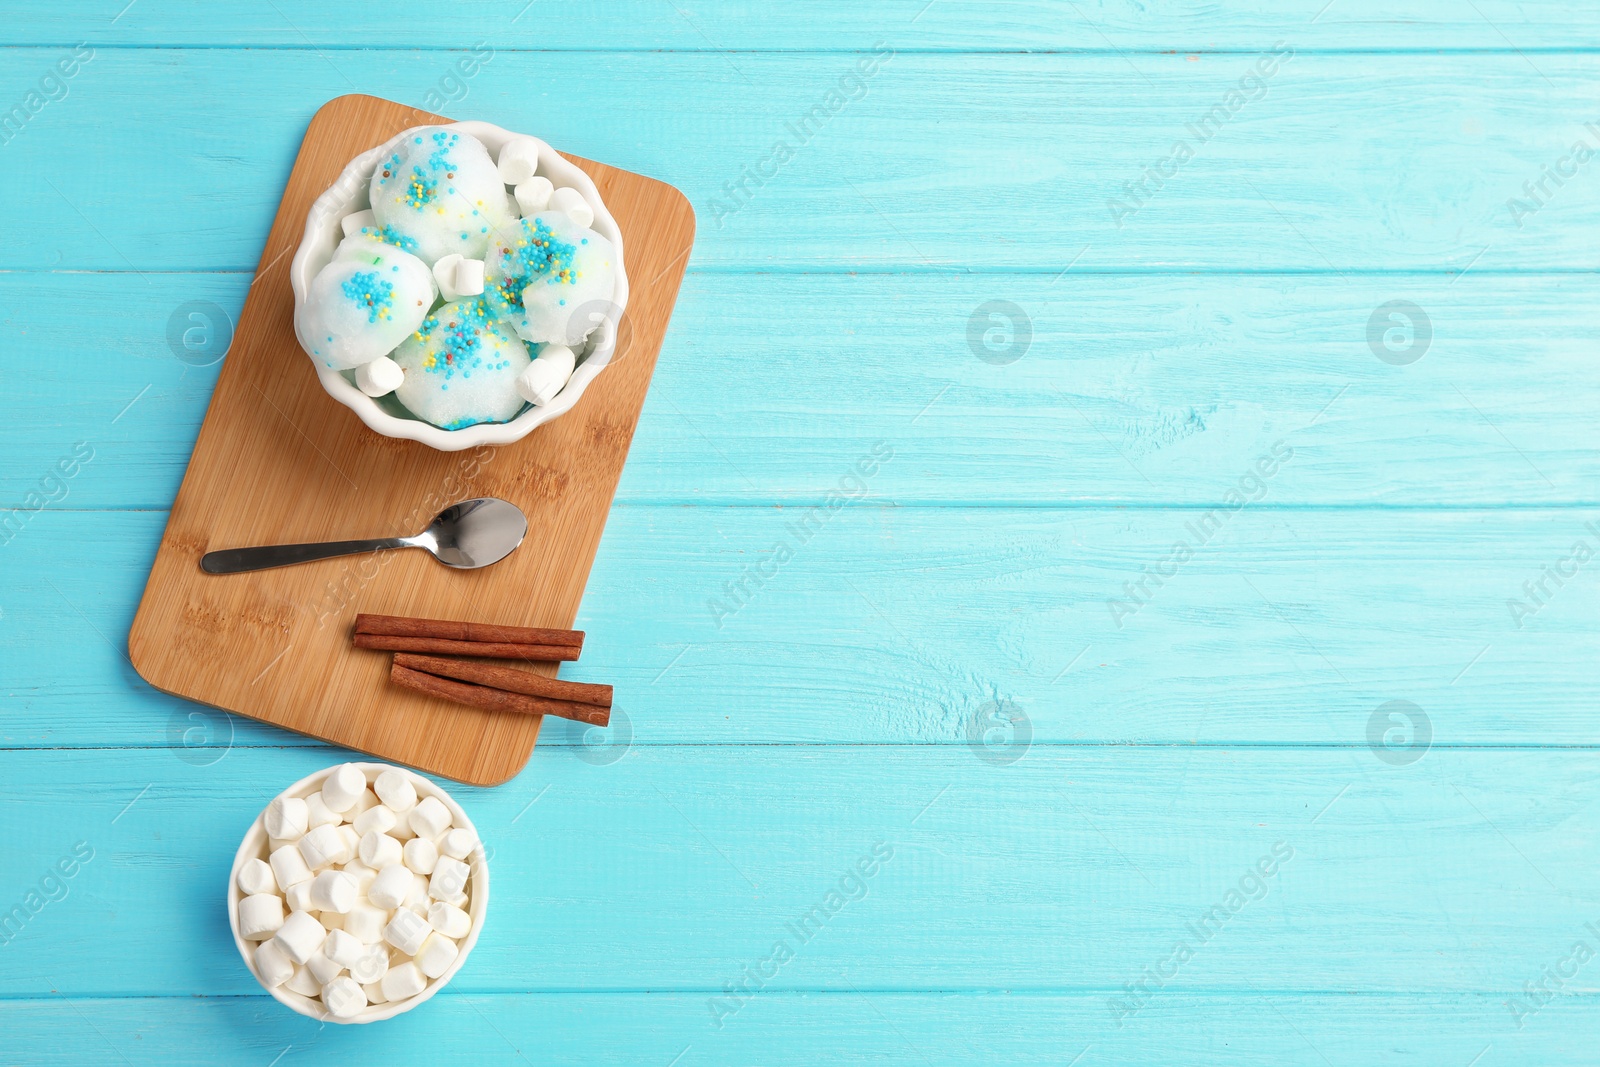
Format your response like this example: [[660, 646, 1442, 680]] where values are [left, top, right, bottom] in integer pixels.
[[323, 928, 366, 970], [375, 769, 417, 812], [497, 136, 544, 186], [415, 933, 460, 979], [352, 804, 397, 837], [548, 186, 594, 229], [344, 902, 387, 944], [298, 823, 351, 870], [322, 975, 368, 1018], [359, 830, 403, 870], [514, 344, 577, 407], [348, 790, 380, 818], [338, 825, 361, 860], [285, 880, 315, 914], [268, 837, 298, 855], [363, 979, 388, 1005], [255, 938, 296, 987], [305, 792, 340, 829], [273, 910, 328, 966], [309, 869, 358, 914], [438, 827, 479, 861], [237, 858, 278, 896], [351, 944, 389, 986], [355, 355, 405, 398], [409, 796, 452, 839], [341, 860, 378, 893], [368, 864, 412, 910], [384, 909, 431, 956], [320, 911, 345, 931], [407, 872, 432, 911], [270, 844, 314, 890], [239, 893, 286, 940], [340, 209, 377, 239], [382, 961, 428, 1002], [388, 814, 418, 842], [284, 965, 322, 998], [403, 837, 439, 875], [306, 948, 343, 986], [433, 253, 465, 302], [454, 257, 485, 296], [513, 176, 554, 216], [264, 796, 309, 840], [429, 856, 471, 904], [320, 764, 367, 813], [428, 901, 472, 939]]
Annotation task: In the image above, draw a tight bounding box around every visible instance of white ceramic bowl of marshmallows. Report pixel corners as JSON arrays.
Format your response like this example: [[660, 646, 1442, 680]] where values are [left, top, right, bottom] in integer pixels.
[[290, 122, 629, 451], [228, 762, 488, 1023]]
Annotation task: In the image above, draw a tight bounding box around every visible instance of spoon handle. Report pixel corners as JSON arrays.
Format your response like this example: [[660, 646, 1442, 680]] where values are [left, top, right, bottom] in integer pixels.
[[200, 537, 413, 574]]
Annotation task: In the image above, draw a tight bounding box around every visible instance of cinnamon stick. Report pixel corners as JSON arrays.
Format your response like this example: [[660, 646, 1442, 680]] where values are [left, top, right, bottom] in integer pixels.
[[394, 652, 612, 708], [354, 633, 580, 662], [355, 613, 583, 651], [391, 662, 610, 726]]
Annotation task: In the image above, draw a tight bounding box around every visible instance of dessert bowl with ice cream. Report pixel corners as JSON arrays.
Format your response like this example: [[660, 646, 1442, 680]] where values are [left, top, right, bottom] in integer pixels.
[[228, 762, 489, 1023], [291, 122, 628, 450]]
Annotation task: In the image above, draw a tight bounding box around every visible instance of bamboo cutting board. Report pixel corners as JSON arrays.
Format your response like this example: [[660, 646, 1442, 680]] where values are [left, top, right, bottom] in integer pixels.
[[128, 94, 694, 785]]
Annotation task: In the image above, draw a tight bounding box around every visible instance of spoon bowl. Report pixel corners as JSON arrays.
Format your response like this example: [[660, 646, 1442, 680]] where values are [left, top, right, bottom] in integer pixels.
[[199, 498, 528, 574]]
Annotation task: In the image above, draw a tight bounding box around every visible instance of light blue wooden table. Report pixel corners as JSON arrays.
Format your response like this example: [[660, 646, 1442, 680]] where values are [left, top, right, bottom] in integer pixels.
[[3, 2, 1599, 1063]]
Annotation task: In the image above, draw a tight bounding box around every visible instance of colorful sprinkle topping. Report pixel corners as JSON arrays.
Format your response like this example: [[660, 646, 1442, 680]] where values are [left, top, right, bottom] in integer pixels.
[[342, 271, 394, 323], [402, 166, 438, 210]]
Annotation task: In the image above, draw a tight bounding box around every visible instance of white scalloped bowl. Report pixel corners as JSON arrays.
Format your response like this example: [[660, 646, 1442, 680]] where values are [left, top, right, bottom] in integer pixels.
[[290, 121, 629, 451], [227, 762, 489, 1024]]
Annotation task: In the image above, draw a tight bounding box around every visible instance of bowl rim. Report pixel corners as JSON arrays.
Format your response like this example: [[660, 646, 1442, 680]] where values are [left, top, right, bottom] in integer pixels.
[[289, 120, 630, 452], [227, 761, 490, 1024]]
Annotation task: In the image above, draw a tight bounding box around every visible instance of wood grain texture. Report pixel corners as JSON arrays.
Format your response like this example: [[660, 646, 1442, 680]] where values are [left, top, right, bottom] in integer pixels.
[[126, 95, 694, 784], [7, 51, 1600, 272], [5, 271, 1599, 510], [9, 506, 1600, 746], [15, 0, 1600, 49], [3, 746, 1598, 995], [5, 993, 1592, 1066]]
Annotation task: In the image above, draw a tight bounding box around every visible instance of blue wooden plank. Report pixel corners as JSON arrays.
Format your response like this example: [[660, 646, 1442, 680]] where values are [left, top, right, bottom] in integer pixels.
[[3, 51, 1600, 271], [0, 745, 1596, 998], [10, 0, 1600, 50], [6, 506, 1599, 747], [0, 992, 1587, 1066], [4, 270, 1598, 510]]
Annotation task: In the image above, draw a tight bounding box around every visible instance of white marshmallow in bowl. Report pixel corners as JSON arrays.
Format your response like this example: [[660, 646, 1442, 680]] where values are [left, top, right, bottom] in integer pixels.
[[371, 127, 512, 264], [484, 211, 617, 347], [237, 858, 278, 897], [496, 135, 546, 186], [295, 233, 436, 373], [322, 975, 369, 1019], [515, 344, 577, 407], [355, 355, 404, 398], [273, 911, 328, 966], [320, 764, 367, 813], [548, 186, 594, 229], [255, 940, 296, 987], [269, 844, 313, 891], [239, 893, 286, 940], [368, 863, 411, 910], [374, 769, 417, 812], [513, 176, 553, 216], [264, 797, 308, 841]]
